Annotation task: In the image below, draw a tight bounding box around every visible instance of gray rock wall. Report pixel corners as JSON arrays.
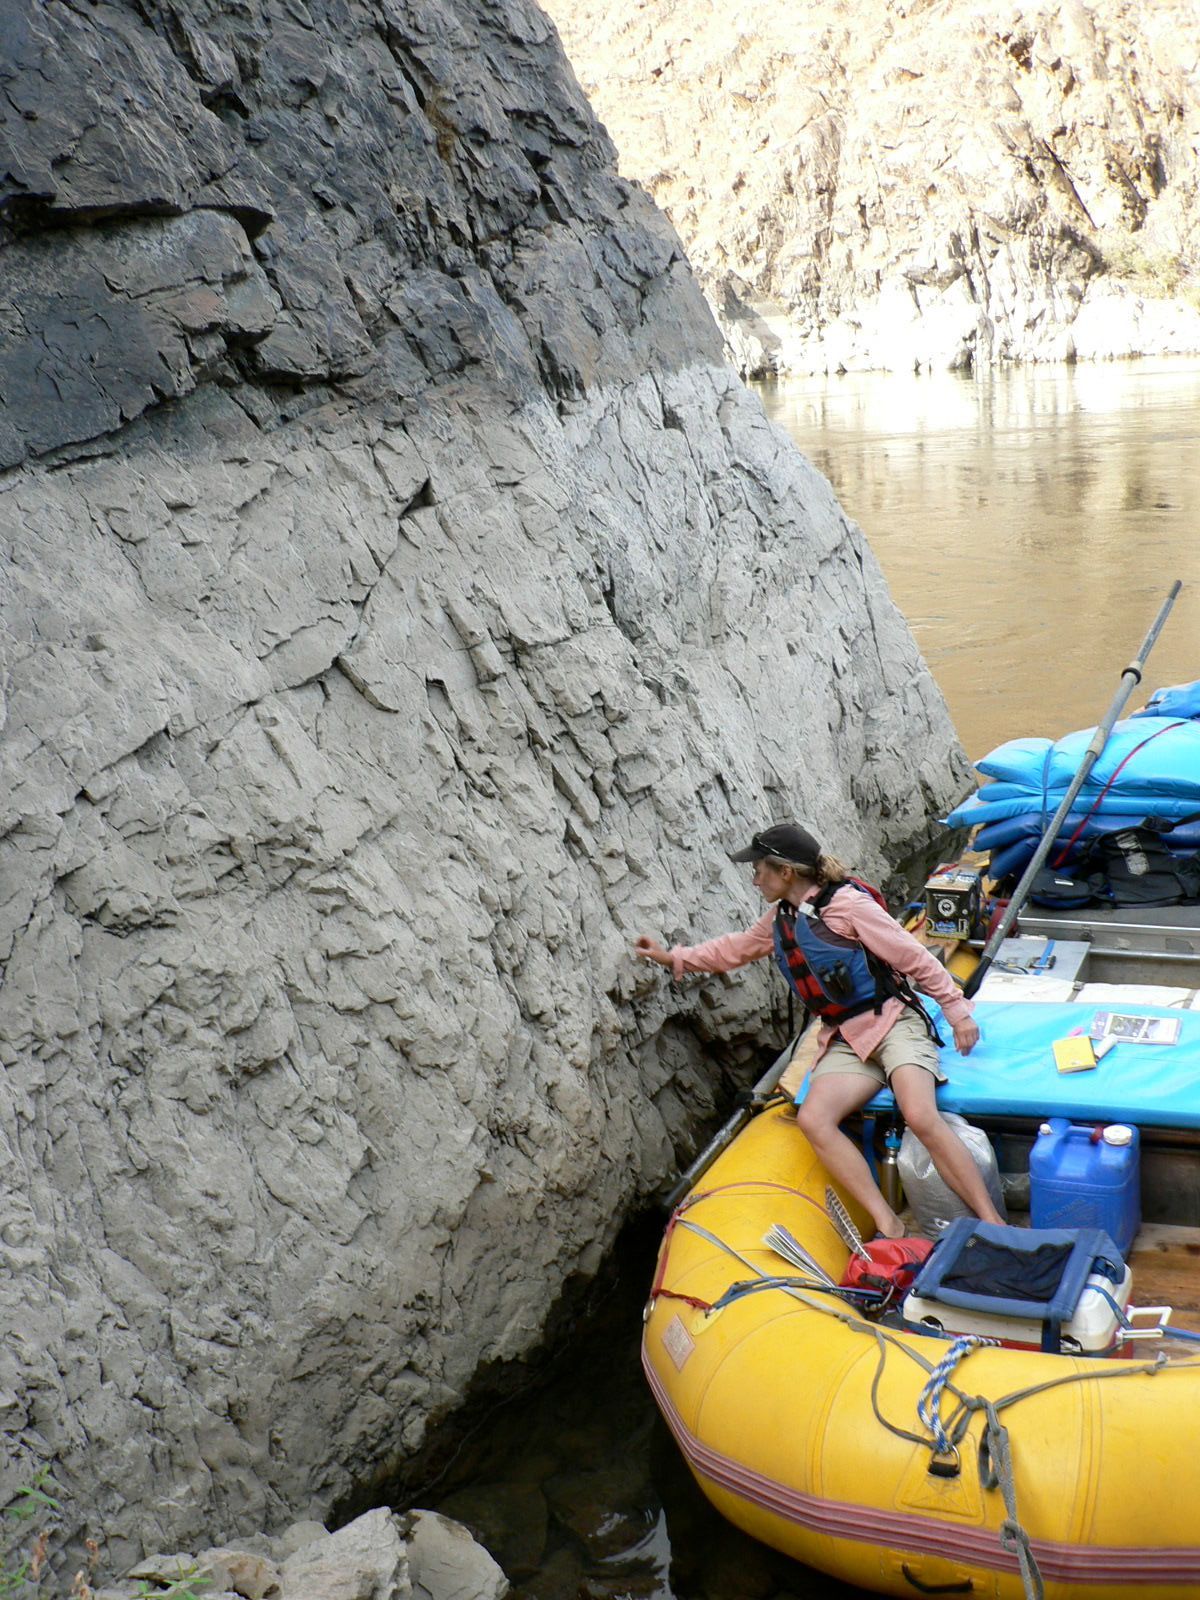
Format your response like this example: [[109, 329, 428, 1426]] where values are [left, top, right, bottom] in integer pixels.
[[0, 0, 969, 1568]]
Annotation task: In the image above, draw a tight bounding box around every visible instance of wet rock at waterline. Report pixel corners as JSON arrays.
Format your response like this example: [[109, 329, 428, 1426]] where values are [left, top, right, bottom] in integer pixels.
[[436, 1485, 550, 1580], [90, 1509, 505, 1600], [0, 0, 968, 1572], [541, 0, 1200, 374]]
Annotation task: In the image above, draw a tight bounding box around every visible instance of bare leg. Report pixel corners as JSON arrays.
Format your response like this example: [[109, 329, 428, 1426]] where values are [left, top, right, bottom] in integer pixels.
[[889, 1065, 1005, 1225], [796, 1072, 903, 1238]]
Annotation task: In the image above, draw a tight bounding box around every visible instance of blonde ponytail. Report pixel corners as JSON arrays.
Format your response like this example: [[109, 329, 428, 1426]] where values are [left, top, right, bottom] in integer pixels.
[[814, 851, 850, 887], [760, 850, 851, 890]]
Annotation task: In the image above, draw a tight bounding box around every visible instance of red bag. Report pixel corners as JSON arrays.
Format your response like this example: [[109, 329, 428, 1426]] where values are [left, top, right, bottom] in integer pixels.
[[839, 1236, 934, 1297]]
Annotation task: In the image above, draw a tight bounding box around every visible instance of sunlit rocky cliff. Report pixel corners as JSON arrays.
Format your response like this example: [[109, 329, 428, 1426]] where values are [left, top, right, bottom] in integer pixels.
[[540, 0, 1200, 374], [0, 0, 967, 1567]]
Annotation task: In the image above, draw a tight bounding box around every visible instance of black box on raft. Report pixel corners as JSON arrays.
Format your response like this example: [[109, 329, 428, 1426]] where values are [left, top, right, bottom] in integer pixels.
[[923, 864, 982, 940]]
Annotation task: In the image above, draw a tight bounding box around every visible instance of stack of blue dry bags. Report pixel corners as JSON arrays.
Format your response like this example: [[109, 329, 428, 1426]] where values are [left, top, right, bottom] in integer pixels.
[[945, 681, 1200, 906]]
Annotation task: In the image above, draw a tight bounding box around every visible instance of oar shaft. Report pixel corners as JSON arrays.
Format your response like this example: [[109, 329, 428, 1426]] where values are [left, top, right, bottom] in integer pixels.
[[964, 581, 1182, 998]]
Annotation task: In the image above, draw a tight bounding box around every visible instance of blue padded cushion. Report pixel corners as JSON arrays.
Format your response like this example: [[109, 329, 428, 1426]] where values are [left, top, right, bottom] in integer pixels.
[[1135, 680, 1200, 721], [794, 999, 1200, 1130]]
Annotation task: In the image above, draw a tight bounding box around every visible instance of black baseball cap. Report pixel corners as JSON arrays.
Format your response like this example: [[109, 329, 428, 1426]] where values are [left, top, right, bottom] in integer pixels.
[[730, 823, 822, 869]]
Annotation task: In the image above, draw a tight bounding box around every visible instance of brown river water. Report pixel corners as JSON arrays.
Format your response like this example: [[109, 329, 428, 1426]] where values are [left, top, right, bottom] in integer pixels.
[[418, 360, 1200, 1599], [758, 359, 1200, 765]]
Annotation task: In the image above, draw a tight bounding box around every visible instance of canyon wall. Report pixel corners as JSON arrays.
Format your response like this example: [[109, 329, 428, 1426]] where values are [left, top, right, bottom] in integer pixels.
[[0, 0, 968, 1568], [541, 0, 1200, 373]]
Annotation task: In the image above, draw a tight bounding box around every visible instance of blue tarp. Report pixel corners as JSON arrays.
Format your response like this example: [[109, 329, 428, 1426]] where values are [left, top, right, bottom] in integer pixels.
[[975, 718, 1200, 793], [1135, 680, 1200, 721], [972, 812, 1200, 854], [984, 817, 1200, 885], [794, 1000, 1200, 1129], [949, 792, 1200, 828], [946, 717, 1200, 833]]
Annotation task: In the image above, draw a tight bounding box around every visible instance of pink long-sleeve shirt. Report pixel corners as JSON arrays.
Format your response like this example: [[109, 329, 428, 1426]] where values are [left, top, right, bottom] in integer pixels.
[[669, 881, 972, 1062]]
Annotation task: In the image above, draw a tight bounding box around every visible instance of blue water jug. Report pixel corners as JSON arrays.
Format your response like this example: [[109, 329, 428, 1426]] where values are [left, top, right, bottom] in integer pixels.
[[1029, 1117, 1141, 1255]]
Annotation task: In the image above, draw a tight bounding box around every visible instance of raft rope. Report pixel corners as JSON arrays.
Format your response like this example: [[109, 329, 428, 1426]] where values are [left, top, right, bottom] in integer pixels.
[[709, 1273, 883, 1312], [980, 1400, 1045, 1600], [655, 1183, 1200, 1600], [916, 1336, 998, 1458], [649, 1181, 837, 1314]]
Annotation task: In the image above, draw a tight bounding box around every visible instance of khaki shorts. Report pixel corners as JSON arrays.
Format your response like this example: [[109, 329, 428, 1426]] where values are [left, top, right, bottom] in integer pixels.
[[811, 1007, 947, 1089]]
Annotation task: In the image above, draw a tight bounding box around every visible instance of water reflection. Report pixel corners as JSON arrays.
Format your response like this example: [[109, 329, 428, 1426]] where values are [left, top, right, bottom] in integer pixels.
[[427, 1227, 864, 1599], [756, 361, 1200, 763]]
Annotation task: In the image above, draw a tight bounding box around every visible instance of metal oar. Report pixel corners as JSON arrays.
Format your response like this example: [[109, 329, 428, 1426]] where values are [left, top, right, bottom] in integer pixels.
[[963, 580, 1183, 999]]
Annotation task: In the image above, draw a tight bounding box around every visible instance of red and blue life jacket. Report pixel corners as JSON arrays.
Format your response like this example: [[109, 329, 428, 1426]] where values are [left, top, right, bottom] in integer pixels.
[[772, 879, 940, 1041]]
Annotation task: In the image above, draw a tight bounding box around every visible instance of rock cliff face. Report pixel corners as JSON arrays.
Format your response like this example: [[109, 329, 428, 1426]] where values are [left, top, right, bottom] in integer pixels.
[[0, 0, 967, 1567], [540, 0, 1200, 374]]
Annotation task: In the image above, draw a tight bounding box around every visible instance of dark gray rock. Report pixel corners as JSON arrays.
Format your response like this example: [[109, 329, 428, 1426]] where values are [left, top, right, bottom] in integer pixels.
[[0, 0, 274, 242], [0, 213, 278, 466]]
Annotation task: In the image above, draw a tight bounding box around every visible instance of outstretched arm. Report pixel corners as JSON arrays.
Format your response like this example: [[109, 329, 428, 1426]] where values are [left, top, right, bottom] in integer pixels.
[[633, 935, 672, 967], [633, 909, 776, 980]]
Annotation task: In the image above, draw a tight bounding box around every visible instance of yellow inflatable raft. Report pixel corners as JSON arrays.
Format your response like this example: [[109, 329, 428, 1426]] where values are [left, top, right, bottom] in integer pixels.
[[643, 1102, 1200, 1599]]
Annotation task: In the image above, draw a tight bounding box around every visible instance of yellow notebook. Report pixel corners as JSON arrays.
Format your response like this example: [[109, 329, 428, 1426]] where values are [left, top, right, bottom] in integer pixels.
[[1053, 1035, 1097, 1074]]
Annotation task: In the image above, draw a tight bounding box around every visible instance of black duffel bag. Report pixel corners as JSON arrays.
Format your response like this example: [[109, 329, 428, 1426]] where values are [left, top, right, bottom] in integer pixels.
[[1027, 865, 1105, 909], [1087, 818, 1200, 906], [1028, 813, 1200, 909]]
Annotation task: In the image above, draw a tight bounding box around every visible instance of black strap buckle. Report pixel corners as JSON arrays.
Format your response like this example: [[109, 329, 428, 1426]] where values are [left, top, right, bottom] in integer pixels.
[[927, 1443, 961, 1478]]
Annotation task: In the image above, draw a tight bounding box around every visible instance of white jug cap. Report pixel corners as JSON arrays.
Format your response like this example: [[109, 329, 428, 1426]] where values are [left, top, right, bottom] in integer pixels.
[[1038, 1122, 1053, 1136], [1103, 1124, 1134, 1146]]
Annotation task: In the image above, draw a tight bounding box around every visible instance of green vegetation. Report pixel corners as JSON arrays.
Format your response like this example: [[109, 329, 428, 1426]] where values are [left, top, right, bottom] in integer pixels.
[[132, 1569, 211, 1600], [1099, 232, 1200, 307], [1, 1473, 208, 1599], [1, 1471, 61, 1597]]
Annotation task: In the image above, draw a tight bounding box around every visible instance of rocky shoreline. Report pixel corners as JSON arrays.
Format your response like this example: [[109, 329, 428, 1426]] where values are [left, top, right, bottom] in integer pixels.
[[81, 1509, 505, 1600], [1, 0, 968, 1571]]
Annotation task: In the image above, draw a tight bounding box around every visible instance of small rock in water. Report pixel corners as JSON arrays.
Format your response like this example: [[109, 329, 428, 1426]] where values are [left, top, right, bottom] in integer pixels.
[[405, 1508, 508, 1600], [510, 1543, 584, 1600], [543, 1467, 655, 1561], [437, 1481, 548, 1577]]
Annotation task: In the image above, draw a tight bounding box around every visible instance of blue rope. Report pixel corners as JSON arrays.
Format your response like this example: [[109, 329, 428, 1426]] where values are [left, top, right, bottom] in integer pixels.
[[917, 1335, 996, 1455]]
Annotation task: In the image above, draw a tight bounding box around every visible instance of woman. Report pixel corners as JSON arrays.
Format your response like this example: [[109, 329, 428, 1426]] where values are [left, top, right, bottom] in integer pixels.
[[634, 822, 1003, 1238]]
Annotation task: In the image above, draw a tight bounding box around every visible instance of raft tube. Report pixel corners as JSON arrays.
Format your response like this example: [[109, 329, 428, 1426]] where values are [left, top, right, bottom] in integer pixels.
[[644, 1104, 1200, 1599]]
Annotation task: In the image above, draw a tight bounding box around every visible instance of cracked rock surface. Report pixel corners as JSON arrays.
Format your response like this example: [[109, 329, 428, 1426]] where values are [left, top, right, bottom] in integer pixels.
[[1, 0, 968, 1568]]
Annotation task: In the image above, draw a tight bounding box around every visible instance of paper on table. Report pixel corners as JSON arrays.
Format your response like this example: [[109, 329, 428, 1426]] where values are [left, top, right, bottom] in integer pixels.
[[1089, 1011, 1182, 1046]]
